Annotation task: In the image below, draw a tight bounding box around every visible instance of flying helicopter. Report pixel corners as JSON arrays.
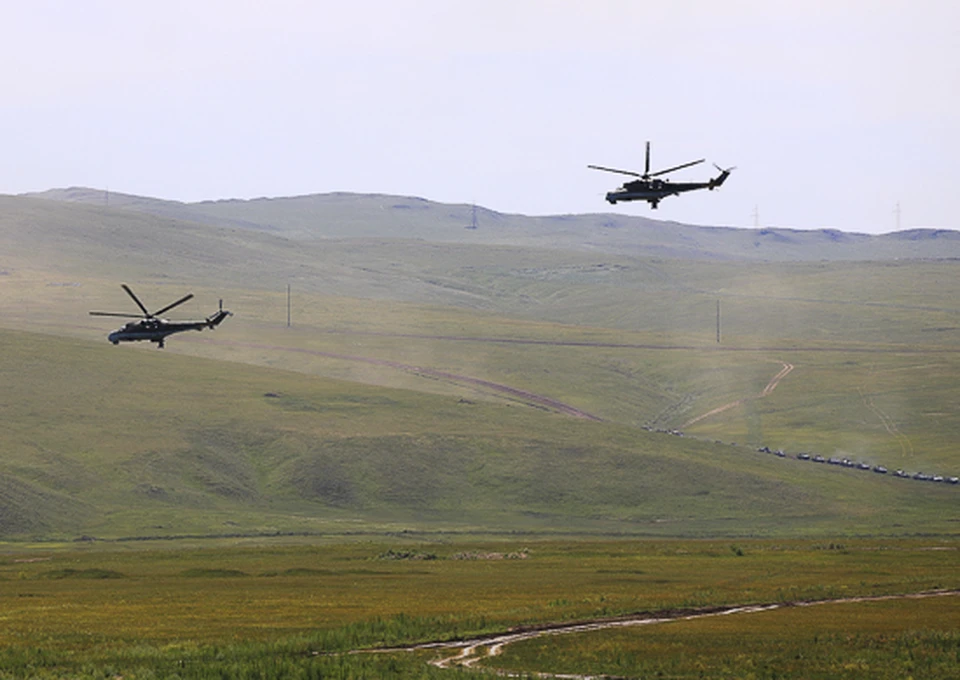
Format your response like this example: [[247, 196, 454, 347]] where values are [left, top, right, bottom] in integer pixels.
[[589, 142, 733, 208], [90, 284, 231, 348]]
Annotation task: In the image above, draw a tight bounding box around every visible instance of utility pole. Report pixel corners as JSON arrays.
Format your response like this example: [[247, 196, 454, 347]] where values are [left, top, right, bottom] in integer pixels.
[[716, 299, 721, 344]]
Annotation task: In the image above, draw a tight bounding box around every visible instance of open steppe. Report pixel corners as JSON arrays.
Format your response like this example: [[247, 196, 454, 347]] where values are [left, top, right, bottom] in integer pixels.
[[1, 538, 957, 678], [1, 190, 958, 677]]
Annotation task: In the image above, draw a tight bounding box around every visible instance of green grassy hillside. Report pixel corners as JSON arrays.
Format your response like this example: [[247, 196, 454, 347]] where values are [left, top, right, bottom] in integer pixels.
[[1, 327, 957, 541], [1, 190, 959, 541], [5, 192, 960, 338], [23, 187, 960, 261]]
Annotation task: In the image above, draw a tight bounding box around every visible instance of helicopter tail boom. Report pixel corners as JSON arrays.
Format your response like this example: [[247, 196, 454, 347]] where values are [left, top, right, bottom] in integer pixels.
[[205, 300, 233, 328], [709, 165, 734, 190]]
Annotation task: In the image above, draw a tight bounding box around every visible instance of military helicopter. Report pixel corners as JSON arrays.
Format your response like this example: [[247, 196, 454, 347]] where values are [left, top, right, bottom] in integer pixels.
[[589, 142, 733, 208], [90, 284, 231, 348]]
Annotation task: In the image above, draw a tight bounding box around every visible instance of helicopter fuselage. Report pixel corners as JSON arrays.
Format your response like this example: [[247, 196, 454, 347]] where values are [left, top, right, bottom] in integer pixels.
[[590, 142, 732, 209], [107, 314, 229, 347], [92, 285, 232, 348], [606, 170, 731, 208]]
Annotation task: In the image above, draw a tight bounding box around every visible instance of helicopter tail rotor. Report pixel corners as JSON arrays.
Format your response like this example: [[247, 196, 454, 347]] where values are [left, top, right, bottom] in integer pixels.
[[709, 164, 735, 189], [206, 300, 233, 328]]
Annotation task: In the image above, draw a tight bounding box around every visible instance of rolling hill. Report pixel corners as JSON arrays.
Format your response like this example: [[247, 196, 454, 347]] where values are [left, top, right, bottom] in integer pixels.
[[1, 188, 958, 541], [2, 327, 956, 541], [22, 186, 960, 261]]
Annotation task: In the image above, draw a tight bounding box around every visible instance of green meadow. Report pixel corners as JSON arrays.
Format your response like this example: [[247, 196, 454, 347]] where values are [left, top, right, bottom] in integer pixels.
[[490, 591, 960, 679], [2, 325, 957, 541], [1, 191, 959, 676], [0, 539, 957, 678]]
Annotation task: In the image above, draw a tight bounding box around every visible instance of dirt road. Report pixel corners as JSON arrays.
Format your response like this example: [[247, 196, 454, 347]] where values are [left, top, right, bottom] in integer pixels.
[[191, 337, 602, 421], [369, 589, 958, 676], [682, 361, 794, 428]]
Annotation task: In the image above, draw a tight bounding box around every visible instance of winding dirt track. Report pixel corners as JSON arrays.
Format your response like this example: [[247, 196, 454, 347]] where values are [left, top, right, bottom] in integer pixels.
[[368, 590, 959, 676], [189, 337, 602, 421], [190, 326, 958, 424], [188, 331, 817, 424], [189, 335, 958, 674], [312, 330, 960, 355], [190, 328, 950, 430], [682, 361, 794, 428]]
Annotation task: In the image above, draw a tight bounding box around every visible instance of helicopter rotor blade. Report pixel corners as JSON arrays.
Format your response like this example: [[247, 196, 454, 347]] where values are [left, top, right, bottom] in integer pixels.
[[90, 311, 147, 318], [121, 284, 151, 317], [645, 141, 651, 177], [152, 293, 194, 318], [587, 164, 644, 178], [648, 158, 705, 178]]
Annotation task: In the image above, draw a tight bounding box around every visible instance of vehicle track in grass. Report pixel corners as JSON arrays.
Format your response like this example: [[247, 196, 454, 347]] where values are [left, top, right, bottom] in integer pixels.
[[190, 337, 602, 421], [190, 327, 945, 426], [314, 329, 960, 355], [858, 362, 916, 461], [682, 361, 794, 428], [363, 589, 959, 676]]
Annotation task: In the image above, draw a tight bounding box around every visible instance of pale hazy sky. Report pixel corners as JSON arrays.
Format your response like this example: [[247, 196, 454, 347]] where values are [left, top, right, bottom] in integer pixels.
[[3, 1, 958, 233]]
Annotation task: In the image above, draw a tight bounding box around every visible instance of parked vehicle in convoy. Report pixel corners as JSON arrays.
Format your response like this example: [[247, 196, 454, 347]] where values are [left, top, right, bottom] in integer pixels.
[[714, 436, 954, 487]]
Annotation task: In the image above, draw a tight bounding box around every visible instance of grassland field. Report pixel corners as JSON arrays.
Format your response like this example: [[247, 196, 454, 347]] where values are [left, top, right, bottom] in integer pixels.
[[0, 538, 957, 678], [488, 591, 960, 679], [2, 193, 959, 677]]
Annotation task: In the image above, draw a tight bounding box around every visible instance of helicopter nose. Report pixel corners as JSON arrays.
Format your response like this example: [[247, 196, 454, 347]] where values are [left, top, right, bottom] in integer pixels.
[[108, 331, 120, 344]]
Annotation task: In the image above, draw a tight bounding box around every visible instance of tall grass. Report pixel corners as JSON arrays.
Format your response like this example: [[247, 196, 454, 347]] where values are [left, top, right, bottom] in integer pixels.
[[0, 539, 956, 678], [490, 595, 960, 679], [4, 325, 956, 541]]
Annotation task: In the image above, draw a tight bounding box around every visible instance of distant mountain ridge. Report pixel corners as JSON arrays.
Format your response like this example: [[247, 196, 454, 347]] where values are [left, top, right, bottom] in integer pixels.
[[19, 186, 960, 261]]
